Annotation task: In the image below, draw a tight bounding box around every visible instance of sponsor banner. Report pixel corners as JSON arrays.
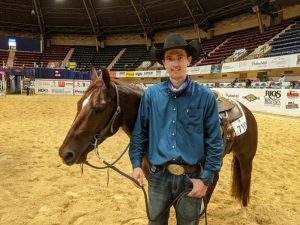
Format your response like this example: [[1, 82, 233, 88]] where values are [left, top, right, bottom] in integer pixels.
[[211, 88, 300, 117], [221, 62, 239, 73], [109, 71, 116, 78], [187, 66, 201, 75], [155, 70, 167, 77], [267, 55, 290, 69], [74, 80, 90, 95], [288, 54, 300, 68], [143, 70, 156, 77], [248, 58, 268, 71], [237, 61, 249, 71], [35, 79, 73, 88], [198, 65, 211, 74], [134, 71, 144, 77], [35, 87, 73, 95], [211, 64, 222, 74], [125, 71, 135, 77], [116, 71, 126, 78]]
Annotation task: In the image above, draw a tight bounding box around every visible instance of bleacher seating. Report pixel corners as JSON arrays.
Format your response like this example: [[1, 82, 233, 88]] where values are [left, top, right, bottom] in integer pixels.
[[196, 33, 231, 65], [14, 51, 42, 68], [91, 46, 123, 70], [70, 46, 97, 71], [269, 20, 300, 56], [112, 45, 149, 71], [39, 45, 70, 67], [199, 20, 292, 65], [0, 50, 9, 66]]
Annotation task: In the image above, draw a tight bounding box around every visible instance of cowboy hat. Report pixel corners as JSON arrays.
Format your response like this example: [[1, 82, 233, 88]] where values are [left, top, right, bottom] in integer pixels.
[[151, 33, 202, 65]]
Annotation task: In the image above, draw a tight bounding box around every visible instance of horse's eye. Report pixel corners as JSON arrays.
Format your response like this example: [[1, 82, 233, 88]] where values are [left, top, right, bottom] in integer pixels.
[[92, 108, 102, 115]]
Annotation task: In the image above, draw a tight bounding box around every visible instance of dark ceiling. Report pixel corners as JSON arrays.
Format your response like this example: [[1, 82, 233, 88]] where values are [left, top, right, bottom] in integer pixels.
[[0, 0, 299, 38]]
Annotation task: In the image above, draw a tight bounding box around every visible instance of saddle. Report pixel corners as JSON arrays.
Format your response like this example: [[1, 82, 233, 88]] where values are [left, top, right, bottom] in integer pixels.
[[212, 90, 243, 156]]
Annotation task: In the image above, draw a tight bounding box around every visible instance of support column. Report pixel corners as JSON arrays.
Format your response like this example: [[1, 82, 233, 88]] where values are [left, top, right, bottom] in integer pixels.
[[253, 5, 264, 33]]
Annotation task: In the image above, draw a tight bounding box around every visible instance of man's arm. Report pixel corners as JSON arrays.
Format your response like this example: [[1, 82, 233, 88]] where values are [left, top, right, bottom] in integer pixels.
[[200, 92, 224, 185], [129, 91, 150, 169]]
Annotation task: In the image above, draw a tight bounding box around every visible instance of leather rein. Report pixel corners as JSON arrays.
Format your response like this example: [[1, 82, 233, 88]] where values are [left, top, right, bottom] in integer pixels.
[[82, 82, 208, 224]]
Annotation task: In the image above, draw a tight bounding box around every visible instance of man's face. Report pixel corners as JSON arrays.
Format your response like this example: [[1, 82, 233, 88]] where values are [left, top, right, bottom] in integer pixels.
[[162, 49, 192, 80]]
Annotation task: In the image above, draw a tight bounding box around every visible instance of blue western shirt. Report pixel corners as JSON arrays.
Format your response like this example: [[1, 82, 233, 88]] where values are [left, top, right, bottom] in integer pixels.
[[129, 80, 224, 184]]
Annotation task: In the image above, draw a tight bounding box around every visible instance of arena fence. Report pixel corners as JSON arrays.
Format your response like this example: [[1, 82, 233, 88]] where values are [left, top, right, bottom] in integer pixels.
[[0, 74, 6, 98]]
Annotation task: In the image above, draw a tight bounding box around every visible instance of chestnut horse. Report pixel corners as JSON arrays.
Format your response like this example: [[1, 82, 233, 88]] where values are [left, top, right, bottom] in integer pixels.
[[59, 67, 257, 213]]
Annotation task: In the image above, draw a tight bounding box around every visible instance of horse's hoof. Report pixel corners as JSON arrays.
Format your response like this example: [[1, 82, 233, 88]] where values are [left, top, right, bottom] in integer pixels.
[[240, 206, 247, 218]]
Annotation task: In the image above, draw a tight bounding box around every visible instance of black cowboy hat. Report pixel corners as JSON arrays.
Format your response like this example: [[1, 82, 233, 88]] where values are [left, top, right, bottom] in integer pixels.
[[151, 33, 202, 65]]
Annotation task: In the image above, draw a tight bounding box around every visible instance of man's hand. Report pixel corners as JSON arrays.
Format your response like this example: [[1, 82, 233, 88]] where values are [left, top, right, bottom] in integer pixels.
[[132, 167, 144, 187], [187, 179, 208, 198]]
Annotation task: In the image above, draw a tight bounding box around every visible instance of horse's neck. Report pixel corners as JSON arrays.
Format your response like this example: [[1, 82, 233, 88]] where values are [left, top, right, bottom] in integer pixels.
[[118, 85, 143, 136]]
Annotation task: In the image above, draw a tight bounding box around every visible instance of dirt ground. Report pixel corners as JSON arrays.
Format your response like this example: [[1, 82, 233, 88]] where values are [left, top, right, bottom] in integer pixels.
[[0, 95, 299, 225]]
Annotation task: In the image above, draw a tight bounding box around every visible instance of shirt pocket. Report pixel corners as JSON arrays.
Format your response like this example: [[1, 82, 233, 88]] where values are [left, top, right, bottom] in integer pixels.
[[179, 108, 204, 133]]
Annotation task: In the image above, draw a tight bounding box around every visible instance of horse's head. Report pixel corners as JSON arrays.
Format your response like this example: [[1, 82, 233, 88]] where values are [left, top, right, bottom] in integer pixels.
[[59, 66, 122, 165]]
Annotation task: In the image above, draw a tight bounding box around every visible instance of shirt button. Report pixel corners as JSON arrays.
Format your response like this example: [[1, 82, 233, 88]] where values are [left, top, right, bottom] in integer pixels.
[[172, 133, 175, 136], [173, 107, 176, 111], [172, 145, 175, 149], [172, 120, 176, 123]]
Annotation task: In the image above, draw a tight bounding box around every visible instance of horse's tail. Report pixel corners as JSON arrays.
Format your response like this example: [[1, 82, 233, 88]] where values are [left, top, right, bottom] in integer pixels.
[[231, 155, 250, 204]]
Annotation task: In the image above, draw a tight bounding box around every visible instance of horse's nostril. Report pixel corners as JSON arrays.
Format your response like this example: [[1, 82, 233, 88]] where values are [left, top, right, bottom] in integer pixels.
[[63, 151, 75, 163]]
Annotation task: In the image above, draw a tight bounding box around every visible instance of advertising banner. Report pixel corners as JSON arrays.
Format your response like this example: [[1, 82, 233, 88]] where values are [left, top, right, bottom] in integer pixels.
[[74, 80, 90, 95], [267, 55, 290, 69], [125, 71, 135, 77], [288, 54, 300, 68], [212, 88, 300, 117]]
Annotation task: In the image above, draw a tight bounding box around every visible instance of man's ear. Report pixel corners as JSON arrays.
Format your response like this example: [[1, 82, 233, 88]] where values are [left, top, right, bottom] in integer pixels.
[[187, 56, 192, 65]]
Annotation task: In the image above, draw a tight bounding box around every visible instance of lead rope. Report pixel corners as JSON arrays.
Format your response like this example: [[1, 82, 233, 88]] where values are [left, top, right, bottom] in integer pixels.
[[83, 136, 208, 224]]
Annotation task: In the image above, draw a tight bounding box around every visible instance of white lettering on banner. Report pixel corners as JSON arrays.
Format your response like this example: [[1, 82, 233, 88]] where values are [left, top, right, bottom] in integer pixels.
[[231, 116, 247, 136]]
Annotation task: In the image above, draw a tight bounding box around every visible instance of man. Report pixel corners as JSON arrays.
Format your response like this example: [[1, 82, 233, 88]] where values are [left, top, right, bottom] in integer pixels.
[[294, 80, 300, 89], [278, 74, 286, 83], [129, 33, 223, 225]]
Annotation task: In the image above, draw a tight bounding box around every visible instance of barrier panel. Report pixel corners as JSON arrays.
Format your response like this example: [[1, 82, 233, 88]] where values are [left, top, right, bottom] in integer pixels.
[[0, 71, 6, 98], [212, 88, 300, 117]]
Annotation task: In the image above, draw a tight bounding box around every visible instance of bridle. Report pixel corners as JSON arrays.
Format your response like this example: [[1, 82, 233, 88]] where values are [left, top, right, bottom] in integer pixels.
[[82, 81, 208, 224]]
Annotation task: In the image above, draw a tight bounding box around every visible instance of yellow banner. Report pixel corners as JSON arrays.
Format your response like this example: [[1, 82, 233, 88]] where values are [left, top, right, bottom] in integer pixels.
[[125, 71, 134, 77]]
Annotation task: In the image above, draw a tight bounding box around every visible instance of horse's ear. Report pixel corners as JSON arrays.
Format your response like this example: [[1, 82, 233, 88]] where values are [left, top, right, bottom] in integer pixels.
[[101, 67, 111, 88], [90, 64, 98, 82]]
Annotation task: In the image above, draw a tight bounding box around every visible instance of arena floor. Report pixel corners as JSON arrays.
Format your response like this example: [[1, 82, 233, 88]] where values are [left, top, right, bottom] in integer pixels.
[[0, 95, 299, 225]]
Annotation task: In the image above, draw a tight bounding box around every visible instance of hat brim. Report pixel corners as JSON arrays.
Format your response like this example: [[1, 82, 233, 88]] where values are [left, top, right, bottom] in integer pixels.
[[151, 40, 202, 65]]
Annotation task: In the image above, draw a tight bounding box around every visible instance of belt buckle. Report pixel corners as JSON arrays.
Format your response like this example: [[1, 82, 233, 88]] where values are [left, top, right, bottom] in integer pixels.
[[167, 164, 185, 175]]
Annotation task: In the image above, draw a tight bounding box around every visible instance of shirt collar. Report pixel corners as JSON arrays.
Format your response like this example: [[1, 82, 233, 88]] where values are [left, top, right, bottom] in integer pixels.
[[167, 75, 191, 97]]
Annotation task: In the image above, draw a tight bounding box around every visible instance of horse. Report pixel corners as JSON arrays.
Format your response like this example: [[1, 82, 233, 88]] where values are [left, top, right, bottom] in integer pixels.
[[58, 66, 257, 215]]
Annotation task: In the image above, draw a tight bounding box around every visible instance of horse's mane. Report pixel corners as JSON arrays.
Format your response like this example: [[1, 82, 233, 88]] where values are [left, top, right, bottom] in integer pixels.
[[84, 78, 144, 98]]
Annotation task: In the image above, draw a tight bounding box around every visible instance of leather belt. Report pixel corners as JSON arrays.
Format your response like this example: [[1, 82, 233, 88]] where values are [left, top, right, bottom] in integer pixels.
[[165, 164, 200, 176]]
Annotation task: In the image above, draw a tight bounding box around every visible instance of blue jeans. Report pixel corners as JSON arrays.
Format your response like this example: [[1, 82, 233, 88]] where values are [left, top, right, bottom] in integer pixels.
[[148, 166, 203, 225]]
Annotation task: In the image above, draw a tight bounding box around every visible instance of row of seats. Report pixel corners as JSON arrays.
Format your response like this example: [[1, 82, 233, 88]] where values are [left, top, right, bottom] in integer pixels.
[[199, 20, 292, 65], [269, 20, 300, 56], [13, 45, 70, 68], [0, 50, 9, 65]]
